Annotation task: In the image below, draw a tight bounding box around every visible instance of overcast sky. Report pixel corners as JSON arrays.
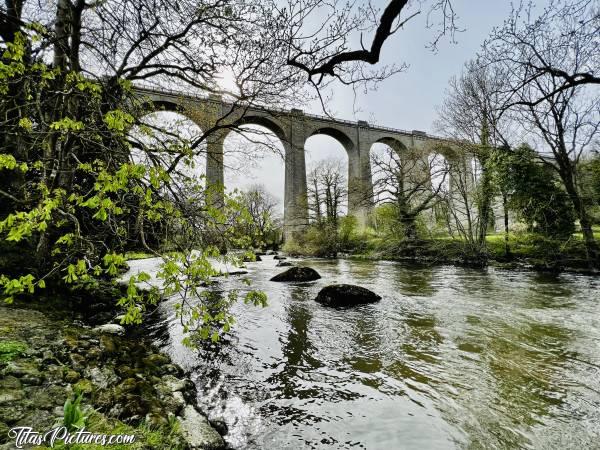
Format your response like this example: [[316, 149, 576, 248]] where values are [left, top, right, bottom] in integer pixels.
[[148, 1, 520, 215]]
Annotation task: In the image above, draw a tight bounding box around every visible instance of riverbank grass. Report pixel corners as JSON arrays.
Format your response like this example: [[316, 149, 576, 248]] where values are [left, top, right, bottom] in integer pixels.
[[33, 411, 184, 450]]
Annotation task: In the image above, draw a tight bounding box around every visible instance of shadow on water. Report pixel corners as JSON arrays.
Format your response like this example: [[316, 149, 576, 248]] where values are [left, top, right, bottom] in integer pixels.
[[146, 258, 600, 450], [266, 300, 322, 400]]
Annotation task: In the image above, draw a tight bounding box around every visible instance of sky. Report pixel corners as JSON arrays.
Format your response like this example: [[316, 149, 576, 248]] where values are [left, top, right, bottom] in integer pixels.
[[224, 0, 517, 214], [152, 1, 519, 215]]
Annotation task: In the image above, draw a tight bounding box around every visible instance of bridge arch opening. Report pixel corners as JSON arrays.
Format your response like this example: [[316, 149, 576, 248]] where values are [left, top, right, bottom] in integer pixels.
[[129, 110, 207, 183], [309, 127, 355, 153], [229, 115, 287, 144], [369, 137, 451, 234], [143, 100, 182, 114], [305, 133, 350, 222], [222, 124, 285, 217], [373, 136, 409, 155], [369, 137, 409, 207]]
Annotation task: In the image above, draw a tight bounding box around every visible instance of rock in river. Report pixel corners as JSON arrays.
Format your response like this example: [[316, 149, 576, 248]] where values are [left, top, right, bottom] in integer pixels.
[[93, 323, 125, 336], [276, 261, 293, 267], [179, 405, 226, 450], [270, 267, 321, 282], [315, 284, 381, 306]]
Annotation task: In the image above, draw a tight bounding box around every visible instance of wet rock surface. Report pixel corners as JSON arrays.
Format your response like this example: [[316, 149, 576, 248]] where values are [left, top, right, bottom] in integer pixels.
[[93, 323, 126, 335], [0, 304, 225, 449], [315, 284, 382, 306], [180, 405, 226, 449], [270, 266, 321, 282]]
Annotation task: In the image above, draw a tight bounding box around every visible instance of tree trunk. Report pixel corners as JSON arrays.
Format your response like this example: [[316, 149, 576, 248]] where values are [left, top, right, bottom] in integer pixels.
[[562, 169, 598, 266], [54, 0, 71, 70], [502, 193, 511, 258], [398, 206, 417, 242], [476, 153, 493, 247], [312, 179, 321, 223], [404, 218, 417, 241]]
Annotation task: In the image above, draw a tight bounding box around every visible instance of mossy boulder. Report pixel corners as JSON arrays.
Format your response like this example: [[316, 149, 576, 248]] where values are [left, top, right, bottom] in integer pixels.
[[64, 369, 80, 383], [0, 421, 9, 443], [0, 404, 25, 424], [0, 376, 21, 390], [74, 378, 94, 394], [0, 389, 24, 405]]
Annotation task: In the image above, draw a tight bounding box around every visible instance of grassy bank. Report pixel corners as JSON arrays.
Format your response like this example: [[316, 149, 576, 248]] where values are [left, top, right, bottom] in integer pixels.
[[285, 224, 600, 273]]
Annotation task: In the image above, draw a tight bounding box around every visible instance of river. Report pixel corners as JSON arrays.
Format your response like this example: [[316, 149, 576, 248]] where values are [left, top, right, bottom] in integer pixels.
[[142, 256, 600, 449]]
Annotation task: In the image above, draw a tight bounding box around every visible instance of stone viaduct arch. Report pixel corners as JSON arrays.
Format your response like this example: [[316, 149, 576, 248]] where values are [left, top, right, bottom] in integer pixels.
[[133, 86, 473, 241]]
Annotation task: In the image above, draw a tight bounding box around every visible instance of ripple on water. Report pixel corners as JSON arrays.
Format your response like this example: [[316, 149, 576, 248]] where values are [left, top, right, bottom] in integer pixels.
[[147, 258, 600, 449]]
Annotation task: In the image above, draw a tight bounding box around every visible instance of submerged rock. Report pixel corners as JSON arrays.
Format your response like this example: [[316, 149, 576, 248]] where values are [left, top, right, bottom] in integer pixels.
[[209, 417, 229, 436], [276, 261, 293, 267], [93, 323, 125, 336], [0, 390, 24, 405], [179, 405, 226, 450], [270, 267, 321, 282], [273, 255, 287, 260], [87, 366, 118, 389], [315, 284, 381, 306]]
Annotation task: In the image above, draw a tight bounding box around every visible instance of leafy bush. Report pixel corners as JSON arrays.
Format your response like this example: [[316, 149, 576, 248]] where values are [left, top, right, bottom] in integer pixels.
[[63, 391, 87, 431], [0, 30, 265, 348]]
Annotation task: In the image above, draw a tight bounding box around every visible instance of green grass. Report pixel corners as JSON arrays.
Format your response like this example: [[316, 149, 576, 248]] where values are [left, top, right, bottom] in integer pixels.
[[572, 225, 600, 241], [483, 231, 595, 269], [35, 411, 185, 450]]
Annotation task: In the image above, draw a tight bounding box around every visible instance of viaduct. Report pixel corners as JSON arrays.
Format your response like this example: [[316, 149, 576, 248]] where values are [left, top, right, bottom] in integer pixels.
[[133, 86, 469, 241]]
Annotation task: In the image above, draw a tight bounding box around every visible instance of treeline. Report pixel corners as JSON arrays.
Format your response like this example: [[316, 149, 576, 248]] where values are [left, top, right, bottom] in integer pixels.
[[284, 145, 599, 270], [283, 1, 600, 269]]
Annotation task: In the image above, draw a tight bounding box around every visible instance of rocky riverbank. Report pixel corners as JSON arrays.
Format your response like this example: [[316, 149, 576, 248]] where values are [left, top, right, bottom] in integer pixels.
[[0, 298, 227, 449]]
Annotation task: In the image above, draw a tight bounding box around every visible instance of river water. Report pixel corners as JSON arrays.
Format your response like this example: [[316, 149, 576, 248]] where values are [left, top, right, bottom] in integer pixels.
[[144, 256, 600, 449]]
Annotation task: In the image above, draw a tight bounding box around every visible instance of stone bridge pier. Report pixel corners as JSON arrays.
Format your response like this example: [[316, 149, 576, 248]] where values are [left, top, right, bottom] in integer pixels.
[[134, 86, 464, 242], [198, 109, 377, 242]]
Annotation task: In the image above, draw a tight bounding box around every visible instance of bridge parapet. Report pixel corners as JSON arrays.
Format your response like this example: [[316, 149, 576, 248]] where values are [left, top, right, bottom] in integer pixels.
[[131, 84, 453, 141]]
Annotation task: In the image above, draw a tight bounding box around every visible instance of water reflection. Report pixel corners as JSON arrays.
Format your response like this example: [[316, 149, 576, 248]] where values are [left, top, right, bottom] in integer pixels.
[[392, 264, 437, 296], [447, 297, 575, 449], [268, 301, 321, 399], [148, 259, 600, 450]]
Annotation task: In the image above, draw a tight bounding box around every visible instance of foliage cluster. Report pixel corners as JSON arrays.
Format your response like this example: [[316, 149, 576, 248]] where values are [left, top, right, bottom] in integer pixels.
[[0, 29, 263, 345]]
